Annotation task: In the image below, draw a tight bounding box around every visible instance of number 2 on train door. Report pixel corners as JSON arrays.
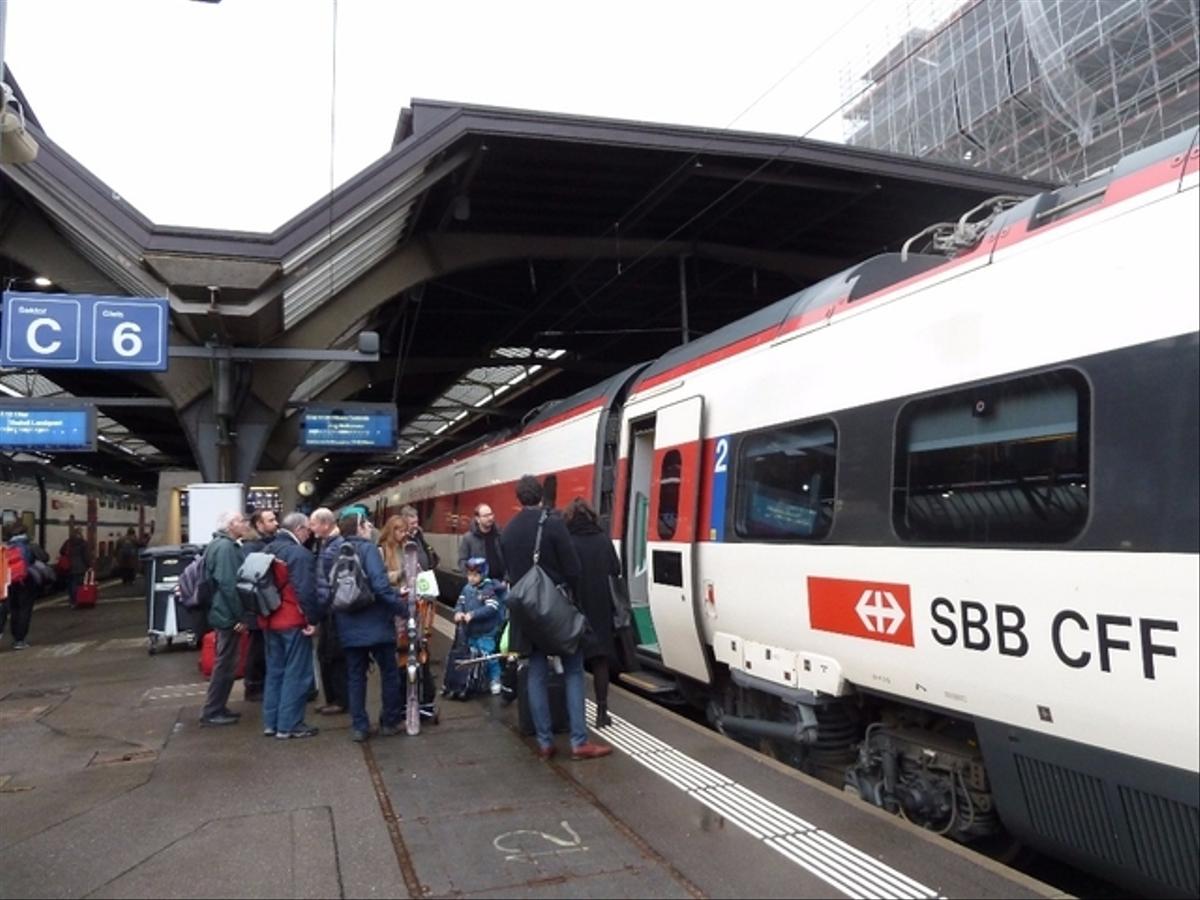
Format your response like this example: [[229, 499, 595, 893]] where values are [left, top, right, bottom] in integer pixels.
[[710, 437, 729, 542]]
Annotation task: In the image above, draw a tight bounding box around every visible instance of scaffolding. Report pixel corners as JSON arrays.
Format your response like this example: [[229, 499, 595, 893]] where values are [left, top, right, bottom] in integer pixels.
[[841, 0, 1200, 184]]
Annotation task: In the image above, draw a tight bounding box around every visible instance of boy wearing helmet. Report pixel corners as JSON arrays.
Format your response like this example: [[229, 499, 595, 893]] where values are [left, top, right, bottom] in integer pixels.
[[453, 557, 502, 694]]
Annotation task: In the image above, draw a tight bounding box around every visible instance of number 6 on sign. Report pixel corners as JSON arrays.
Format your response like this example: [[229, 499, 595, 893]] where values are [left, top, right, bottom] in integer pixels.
[[112, 321, 143, 357]]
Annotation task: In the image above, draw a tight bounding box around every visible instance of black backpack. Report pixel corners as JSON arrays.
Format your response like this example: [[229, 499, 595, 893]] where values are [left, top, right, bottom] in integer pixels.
[[329, 543, 374, 613]]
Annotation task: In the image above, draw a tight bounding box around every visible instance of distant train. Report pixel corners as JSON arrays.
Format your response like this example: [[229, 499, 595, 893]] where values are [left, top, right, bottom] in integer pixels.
[[355, 129, 1200, 896], [0, 478, 154, 575]]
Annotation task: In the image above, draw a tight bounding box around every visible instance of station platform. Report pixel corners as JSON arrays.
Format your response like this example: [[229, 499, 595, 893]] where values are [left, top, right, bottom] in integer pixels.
[[0, 579, 1063, 899]]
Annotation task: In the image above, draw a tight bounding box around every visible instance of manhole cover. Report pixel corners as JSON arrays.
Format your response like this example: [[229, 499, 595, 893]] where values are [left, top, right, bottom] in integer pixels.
[[87, 748, 159, 768]]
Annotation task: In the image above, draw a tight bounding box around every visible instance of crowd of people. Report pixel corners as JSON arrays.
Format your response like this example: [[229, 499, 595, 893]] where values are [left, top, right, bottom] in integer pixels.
[[196, 477, 619, 762]]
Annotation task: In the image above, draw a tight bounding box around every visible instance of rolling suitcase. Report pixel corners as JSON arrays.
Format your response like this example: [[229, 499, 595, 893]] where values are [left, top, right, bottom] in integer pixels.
[[75, 569, 98, 608], [517, 660, 569, 736]]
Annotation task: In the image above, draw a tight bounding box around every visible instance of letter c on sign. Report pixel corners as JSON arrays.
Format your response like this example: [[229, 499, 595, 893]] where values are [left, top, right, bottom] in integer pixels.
[[27, 317, 63, 354]]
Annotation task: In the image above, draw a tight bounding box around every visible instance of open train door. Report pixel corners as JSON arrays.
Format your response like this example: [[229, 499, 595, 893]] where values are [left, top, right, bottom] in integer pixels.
[[646, 396, 712, 684]]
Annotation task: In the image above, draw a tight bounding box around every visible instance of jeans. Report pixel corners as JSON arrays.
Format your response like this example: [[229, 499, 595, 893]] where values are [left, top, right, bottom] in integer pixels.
[[201, 628, 241, 720], [66, 573, 83, 607], [527, 648, 587, 749], [468, 633, 500, 684], [345, 643, 401, 734], [263, 628, 314, 734]]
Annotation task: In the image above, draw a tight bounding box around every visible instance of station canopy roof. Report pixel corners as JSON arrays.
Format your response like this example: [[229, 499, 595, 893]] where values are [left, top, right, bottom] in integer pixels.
[[0, 73, 1050, 504]]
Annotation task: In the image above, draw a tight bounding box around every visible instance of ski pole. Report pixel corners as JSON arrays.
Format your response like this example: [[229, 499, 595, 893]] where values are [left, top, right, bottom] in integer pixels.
[[454, 652, 516, 667]]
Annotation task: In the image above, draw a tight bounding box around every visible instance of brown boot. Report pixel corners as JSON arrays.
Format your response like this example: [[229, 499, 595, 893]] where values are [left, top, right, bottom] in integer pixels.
[[570, 742, 612, 760]]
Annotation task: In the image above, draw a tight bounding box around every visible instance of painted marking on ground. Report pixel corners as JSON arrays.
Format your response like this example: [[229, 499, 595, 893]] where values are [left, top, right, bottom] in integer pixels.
[[97, 638, 150, 651], [143, 683, 208, 702], [35, 641, 94, 658], [46, 593, 142, 609], [493, 820, 588, 863], [585, 699, 943, 900]]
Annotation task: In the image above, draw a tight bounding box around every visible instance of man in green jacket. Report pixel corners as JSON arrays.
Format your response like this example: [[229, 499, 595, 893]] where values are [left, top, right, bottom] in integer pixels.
[[200, 510, 252, 726]]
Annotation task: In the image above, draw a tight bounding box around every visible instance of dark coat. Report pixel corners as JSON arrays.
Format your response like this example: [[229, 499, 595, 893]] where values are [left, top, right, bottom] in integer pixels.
[[408, 528, 438, 571], [326, 536, 405, 648], [500, 507, 582, 656], [568, 520, 621, 661], [457, 520, 507, 582], [205, 530, 246, 630], [59, 535, 91, 575], [266, 531, 320, 625]]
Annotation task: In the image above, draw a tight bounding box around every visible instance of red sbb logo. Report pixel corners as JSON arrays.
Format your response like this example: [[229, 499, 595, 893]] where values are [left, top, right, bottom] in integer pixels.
[[807, 577, 915, 647]]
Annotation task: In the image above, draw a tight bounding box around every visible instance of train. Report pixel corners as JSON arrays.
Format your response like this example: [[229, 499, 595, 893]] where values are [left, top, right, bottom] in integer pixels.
[[354, 128, 1199, 896], [0, 476, 155, 577]]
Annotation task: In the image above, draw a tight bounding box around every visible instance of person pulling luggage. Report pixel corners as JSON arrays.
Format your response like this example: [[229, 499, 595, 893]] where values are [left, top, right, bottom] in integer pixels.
[[500, 475, 611, 762]]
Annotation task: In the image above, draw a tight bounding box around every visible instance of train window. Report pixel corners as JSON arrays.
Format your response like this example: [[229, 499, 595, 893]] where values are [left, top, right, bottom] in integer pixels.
[[633, 493, 649, 574], [893, 370, 1089, 544], [656, 450, 682, 540], [734, 420, 837, 541]]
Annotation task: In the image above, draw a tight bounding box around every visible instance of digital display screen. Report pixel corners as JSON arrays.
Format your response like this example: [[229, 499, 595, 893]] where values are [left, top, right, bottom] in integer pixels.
[[0, 406, 96, 451], [299, 404, 396, 452]]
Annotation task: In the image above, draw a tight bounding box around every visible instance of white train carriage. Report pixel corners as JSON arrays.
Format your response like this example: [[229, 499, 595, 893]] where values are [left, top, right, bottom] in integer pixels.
[[356, 128, 1200, 896], [0, 478, 154, 575]]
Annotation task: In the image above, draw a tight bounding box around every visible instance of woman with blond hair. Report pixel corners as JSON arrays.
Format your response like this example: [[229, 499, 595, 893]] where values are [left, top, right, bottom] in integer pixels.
[[378, 514, 409, 588]]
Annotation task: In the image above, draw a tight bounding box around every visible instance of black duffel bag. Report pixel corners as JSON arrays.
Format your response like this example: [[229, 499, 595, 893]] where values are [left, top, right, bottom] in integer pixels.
[[506, 511, 587, 656]]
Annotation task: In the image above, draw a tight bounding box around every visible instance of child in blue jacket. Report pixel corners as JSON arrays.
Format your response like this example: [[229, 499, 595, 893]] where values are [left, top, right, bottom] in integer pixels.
[[453, 557, 502, 694]]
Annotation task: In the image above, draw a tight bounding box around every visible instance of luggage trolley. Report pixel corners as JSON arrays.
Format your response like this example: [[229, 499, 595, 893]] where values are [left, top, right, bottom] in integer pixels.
[[142, 545, 204, 655]]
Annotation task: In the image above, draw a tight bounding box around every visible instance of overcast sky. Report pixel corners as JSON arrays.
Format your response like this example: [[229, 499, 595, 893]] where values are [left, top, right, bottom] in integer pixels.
[[4, 0, 960, 232]]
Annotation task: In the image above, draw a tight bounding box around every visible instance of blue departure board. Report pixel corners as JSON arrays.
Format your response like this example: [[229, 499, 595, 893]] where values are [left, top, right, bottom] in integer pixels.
[[0, 404, 96, 451], [299, 404, 397, 452]]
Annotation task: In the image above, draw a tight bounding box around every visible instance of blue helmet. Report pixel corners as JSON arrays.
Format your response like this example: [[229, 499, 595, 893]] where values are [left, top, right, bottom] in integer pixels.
[[464, 556, 488, 577]]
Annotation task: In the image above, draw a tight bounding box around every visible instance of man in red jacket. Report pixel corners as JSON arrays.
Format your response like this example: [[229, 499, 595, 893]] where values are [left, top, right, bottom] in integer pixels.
[[261, 512, 322, 739]]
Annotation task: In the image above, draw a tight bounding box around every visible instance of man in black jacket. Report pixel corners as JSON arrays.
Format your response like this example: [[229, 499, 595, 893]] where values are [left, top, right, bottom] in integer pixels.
[[501, 475, 610, 762]]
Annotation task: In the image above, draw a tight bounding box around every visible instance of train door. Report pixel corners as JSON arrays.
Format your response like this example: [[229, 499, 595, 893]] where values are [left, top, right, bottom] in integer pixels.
[[629, 396, 712, 684], [452, 471, 466, 565]]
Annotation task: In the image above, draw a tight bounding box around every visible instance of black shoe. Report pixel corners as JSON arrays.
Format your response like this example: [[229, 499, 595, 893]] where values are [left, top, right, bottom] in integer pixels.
[[219, 708, 242, 719], [200, 714, 238, 727], [378, 724, 402, 737], [595, 705, 612, 728], [351, 730, 368, 743]]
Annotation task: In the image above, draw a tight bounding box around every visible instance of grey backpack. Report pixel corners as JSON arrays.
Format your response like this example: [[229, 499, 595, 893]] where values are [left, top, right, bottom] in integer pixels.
[[329, 543, 374, 613], [237, 552, 282, 617]]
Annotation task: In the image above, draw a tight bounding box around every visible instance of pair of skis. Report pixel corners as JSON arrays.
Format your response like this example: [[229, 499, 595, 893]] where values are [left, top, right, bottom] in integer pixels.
[[399, 540, 437, 735]]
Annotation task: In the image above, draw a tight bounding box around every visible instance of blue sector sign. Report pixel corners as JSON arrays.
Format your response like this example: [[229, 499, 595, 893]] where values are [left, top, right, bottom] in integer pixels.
[[300, 405, 397, 451], [0, 406, 96, 452], [0, 292, 169, 371]]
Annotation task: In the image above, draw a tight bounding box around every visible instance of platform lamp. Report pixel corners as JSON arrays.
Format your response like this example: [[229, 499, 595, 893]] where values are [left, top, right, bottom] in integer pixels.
[[0, 83, 36, 164], [1, 0, 40, 166]]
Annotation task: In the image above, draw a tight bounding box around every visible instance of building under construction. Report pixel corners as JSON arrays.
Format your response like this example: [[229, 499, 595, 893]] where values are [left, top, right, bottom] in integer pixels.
[[842, 0, 1199, 184]]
